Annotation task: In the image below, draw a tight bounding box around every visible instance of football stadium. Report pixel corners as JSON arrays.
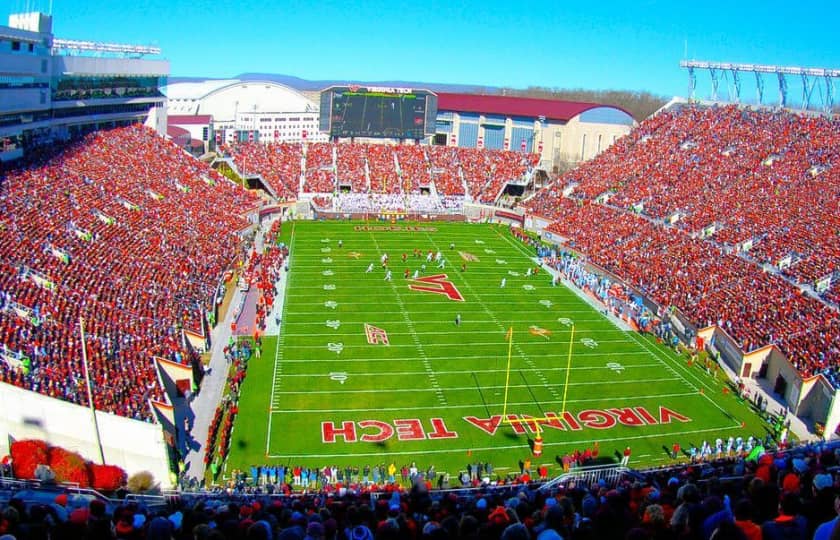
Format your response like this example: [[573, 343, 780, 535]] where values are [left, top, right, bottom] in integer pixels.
[[1, 5, 840, 540]]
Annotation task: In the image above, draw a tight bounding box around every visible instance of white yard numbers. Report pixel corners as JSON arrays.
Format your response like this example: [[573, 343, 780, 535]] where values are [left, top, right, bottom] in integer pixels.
[[320, 238, 331, 243], [496, 259, 507, 265], [327, 342, 344, 354], [539, 299, 553, 308], [325, 320, 341, 329], [324, 301, 338, 309], [475, 239, 485, 245], [522, 284, 535, 291], [580, 337, 599, 349], [323, 284, 336, 290], [322, 270, 334, 276], [508, 270, 521, 277], [606, 362, 625, 373], [321, 247, 332, 253], [321, 257, 333, 264], [557, 318, 574, 327], [484, 248, 496, 254], [329, 372, 348, 384]]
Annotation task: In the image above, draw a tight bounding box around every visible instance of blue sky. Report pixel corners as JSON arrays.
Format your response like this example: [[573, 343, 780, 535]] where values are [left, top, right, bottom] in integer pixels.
[[9, 0, 840, 97]]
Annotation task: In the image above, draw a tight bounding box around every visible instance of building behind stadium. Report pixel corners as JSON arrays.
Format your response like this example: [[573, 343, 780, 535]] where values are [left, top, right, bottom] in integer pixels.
[[0, 11, 168, 162], [165, 79, 635, 171]]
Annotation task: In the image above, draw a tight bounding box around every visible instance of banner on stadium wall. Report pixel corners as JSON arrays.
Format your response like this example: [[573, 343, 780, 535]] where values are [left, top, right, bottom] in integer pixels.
[[777, 255, 792, 270], [701, 224, 716, 238], [740, 239, 753, 252]]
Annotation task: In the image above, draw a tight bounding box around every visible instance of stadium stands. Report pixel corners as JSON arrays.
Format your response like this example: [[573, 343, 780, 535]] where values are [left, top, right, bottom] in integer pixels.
[[524, 104, 840, 386], [224, 142, 537, 202], [3, 439, 840, 540], [0, 125, 260, 420], [303, 142, 335, 193], [336, 143, 368, 192], [366, 145, 400, 194], [226, 142, 301, 200]]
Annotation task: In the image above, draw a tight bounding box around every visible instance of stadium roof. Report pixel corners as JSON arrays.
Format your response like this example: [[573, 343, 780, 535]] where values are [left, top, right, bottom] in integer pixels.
[[163, 79, 241, 100], [436, 92, 630, 122], [168, 115, 213, 125]]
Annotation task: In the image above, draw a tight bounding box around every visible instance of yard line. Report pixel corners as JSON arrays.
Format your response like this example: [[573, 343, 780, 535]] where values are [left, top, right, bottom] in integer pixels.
[[269, 391, 700, 413], [282, 318, 609, 325], [266, 221, 296, 454], [276, 362, 665, 377], [368, 231, 446, 406], [282, 338, 635, 349], [280, 328, 627, 338], [271, 377, 680, 395], [622, 318, 740, 424], [266, 423, 742, 459], [276, 350, 651, 363]]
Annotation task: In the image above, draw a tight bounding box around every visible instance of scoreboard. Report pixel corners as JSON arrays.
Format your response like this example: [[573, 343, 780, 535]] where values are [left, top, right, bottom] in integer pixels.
[[319, 86, 438, 139]]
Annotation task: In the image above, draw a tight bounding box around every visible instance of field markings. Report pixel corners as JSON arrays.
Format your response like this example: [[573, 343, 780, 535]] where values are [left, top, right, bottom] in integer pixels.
[[269, 376, 682, 395], [492, 226, 741, 427], [266, 423, 742, 459], [266, 222, 296, 455], [263, 224, 743, 464], [277, 350, 651, 363], [277, 362, 665, 376], [268, 390, 700, 413], [369, 231, 446, 406]]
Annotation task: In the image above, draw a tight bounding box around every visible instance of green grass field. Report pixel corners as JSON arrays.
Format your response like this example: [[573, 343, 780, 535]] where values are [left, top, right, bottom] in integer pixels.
[[226, 220, 767, 479]]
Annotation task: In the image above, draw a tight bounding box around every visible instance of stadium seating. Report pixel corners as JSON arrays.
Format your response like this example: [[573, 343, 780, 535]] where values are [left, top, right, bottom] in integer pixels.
[[227, 142, 301, 200], [303, 142, 335, 193], [336, 143, 368, 192], [4, 439, 840, 540], [366, 145, 400, 194], [226, 142, 538, 202], [395, 144, 431, 192], [0, 125, 260, 420], [524, 104, 840, 385]]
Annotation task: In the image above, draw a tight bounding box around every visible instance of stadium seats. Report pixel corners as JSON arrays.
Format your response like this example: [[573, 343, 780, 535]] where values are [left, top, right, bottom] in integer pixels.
[[227, 142, 301, 199], [524, 104, 840, 385], [0, 125, 260, 420]]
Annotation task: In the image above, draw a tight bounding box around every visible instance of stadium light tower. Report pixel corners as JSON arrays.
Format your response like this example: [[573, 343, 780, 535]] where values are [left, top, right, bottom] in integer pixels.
[[680, 60, 840, 113]]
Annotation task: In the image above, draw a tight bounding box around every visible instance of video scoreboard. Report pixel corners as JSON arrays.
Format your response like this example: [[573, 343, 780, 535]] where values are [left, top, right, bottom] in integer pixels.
[[319, 86, 438, 139]]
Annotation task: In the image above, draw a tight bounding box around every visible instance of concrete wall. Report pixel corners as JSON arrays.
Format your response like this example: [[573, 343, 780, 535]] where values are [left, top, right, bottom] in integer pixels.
[[0, 382, 172, 488]]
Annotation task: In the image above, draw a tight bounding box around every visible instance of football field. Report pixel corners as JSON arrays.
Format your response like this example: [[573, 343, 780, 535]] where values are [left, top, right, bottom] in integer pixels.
[[227, 221, 765, 478]]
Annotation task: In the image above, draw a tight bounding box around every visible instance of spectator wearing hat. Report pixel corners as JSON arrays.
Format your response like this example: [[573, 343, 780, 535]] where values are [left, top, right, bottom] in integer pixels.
[[806, 473, 836, 537]]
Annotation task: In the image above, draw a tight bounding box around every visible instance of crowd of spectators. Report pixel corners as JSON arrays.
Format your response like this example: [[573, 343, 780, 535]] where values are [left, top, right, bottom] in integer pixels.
[[5, 440, 840, 539], [366, 145, 400, 194], [537, 105, 839, 289], [523, 104, 840, 386], [303, 143, 335, 194], [225, 142, 537, 201], [396, 145, 433, 192], [0, 125, 260, 420], [336, 144, 368, 193], [226, 143, 301, 200]]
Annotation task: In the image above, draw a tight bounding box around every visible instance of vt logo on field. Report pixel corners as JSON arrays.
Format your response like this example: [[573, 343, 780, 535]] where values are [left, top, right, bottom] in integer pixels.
[[408, 274, 465, 302]]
